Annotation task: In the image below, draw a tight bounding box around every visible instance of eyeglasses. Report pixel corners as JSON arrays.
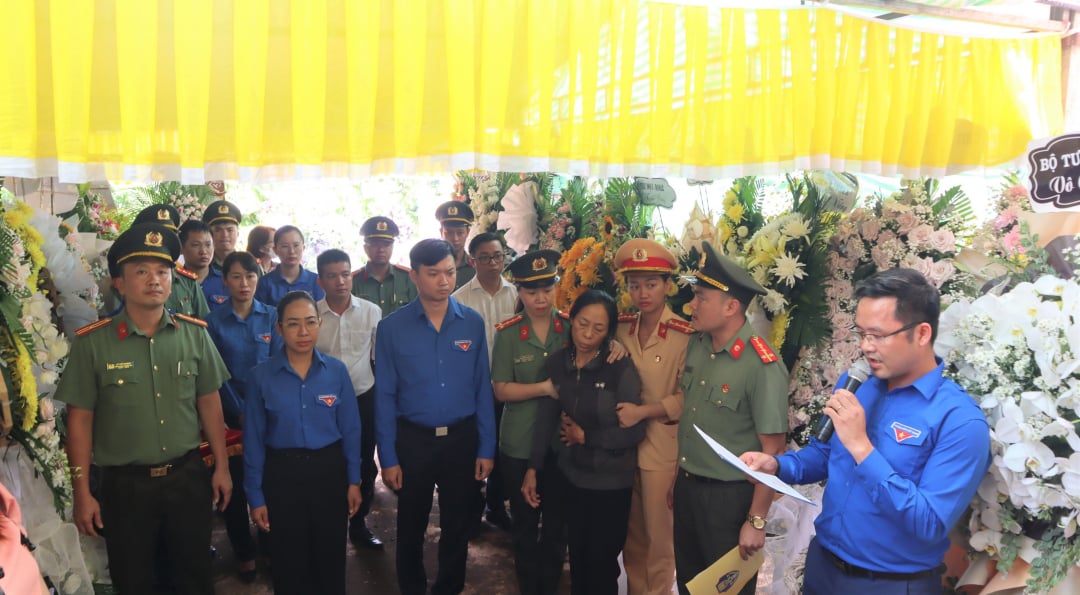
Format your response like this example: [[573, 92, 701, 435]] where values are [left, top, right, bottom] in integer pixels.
[[852, 320, 924, 345], [474, 253, 506, 265]]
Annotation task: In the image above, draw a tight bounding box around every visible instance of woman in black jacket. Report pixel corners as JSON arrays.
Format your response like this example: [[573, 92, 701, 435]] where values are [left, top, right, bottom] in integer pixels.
[[522, 289, 646, 595]]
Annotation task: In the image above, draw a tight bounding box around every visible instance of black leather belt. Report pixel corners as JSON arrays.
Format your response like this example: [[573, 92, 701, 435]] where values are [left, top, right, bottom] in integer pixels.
[[679, 468, 749, 485], [825, 547, 943, 581], [398, 415, 475, 437], [108, 448, 200, 478], [267, 440, 342, 460]]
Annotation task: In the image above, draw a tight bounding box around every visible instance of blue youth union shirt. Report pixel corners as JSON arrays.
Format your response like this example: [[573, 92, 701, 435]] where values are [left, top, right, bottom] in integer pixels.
[[373, 297, 496, 469], [205, 299, 282, 423], [201, 266, 230, 312], [254, 267, 325, 307], [776, 360, 990, 573]]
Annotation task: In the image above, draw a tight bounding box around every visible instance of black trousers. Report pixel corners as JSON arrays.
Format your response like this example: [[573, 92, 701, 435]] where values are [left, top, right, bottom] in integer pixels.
[[348, 386, 379, 540], [672, 472, 756, 595], [499, 453, 568, 595], [222, 453, 257, 562], [563, 480, 633, 595], [264, 442, 349, 595], [479, 401, 508, 514], [101, 449, 212, 595], [395, 417, 478, 595]]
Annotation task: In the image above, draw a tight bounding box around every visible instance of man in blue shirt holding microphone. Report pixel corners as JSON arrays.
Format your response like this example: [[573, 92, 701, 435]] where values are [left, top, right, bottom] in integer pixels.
[[375, 238, 497, 595], [742, 268, 991, 594]]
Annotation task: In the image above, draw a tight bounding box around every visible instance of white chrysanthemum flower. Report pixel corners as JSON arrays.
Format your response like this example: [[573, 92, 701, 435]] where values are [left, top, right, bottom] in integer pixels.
[[769, 253, 807, 288], [762, 289, 787, 314]]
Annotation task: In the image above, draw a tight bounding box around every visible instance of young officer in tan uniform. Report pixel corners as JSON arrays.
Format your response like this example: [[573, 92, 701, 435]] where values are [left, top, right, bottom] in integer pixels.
[[612, 239, 693, 595]]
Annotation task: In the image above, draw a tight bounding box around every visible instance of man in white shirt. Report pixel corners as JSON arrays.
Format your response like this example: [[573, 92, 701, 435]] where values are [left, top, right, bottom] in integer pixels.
[[451, 233, 518, 532], [316, 248, 384, 549]]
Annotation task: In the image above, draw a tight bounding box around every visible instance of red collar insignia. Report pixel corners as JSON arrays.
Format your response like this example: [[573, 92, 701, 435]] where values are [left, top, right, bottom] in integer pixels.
[[455, 340, 473, 352], [520, 325, 530, 340], [117, 321, 129, 340], [730, 338, 744, 360], [318, 395, 338, 407], [553, 318, 563, 334]]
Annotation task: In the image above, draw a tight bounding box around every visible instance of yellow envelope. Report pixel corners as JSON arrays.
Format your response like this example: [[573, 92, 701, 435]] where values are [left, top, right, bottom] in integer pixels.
[[686, 545, 765, 595]]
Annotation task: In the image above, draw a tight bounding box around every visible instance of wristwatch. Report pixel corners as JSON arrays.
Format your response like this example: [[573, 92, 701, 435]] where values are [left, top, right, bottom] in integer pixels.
[[746, 514, 767, 530]]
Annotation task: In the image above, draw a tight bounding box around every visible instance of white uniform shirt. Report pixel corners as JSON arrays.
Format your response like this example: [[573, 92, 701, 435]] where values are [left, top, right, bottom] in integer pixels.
[[316, 296, 381, 394], [451, 275, 518, 366]]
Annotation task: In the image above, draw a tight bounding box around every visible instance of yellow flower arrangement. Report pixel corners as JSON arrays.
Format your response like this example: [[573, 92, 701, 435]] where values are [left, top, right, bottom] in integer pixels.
[[14, 340, 38, 431], [556, 237, 615, 310], [3, 201, 46, 292], [768, 310, 790, 354]]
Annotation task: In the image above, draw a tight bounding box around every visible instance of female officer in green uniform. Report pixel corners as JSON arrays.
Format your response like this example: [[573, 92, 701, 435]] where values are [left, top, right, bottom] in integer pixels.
[[490, 250, 569, 595]]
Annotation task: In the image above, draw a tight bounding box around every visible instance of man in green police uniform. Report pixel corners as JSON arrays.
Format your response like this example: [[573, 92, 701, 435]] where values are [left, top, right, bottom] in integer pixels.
[[352, 216, 417, 316], [202, 198, 243, 272], [59, 222, 233, 595], [435, 201, 476, 290], [672, 241, 788, 595], [131, 204, 210, 319]]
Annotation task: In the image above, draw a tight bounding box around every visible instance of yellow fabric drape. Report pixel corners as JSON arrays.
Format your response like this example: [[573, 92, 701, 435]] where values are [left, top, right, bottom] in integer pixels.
[[0, 0, 1063, 182]]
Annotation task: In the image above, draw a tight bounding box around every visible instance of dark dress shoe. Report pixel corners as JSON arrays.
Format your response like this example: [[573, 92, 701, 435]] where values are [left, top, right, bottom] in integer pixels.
[[238, 566, 257, 584], [351, 525, 385, 550], [485, 507, 513, 532]]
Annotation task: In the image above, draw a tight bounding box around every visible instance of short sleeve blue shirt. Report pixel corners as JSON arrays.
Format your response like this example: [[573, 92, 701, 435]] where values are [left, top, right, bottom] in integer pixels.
[[374, 297, 496, 469], [776, 359, 990, 573], [254, 267, 325, 307], [205, 299, 282, 423], [242, 349, 362, 509]]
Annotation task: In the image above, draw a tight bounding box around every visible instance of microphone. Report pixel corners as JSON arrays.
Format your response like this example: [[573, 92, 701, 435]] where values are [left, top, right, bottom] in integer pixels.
[[814, 359, 871, 443]]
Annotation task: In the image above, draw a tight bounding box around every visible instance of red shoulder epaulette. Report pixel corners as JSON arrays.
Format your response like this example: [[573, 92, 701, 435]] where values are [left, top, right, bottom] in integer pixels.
[[618, 312, 638, 323], [175, 266, 198, 280], [666, 318, 695, 335], [393, 264, 412, 273], [749, 336, 778, 364], [351, 268, 365, 279], [75, 318, 112, 337], [495, 314, 524, 331], [175, 312, 208, 328], [557, 310, 570, 319]]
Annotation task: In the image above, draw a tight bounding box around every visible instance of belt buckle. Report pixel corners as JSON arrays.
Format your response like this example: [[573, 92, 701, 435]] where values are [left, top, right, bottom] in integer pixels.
[[435, 426, 449, 437], [149, 464, 172, 478]]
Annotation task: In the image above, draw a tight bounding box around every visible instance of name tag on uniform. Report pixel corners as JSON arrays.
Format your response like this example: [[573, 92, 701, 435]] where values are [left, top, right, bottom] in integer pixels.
[[514, 354, 535, 364], [318, 395, 338, 407], [107, 361, 134, 370]]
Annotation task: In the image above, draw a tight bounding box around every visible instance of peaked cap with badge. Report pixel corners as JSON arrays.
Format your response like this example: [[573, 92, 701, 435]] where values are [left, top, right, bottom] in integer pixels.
[[361, 216, 400, 240], [614, 238, 678, 275], [689, 241, 766, 306], [435, 201, 474, 227], [506, 250, 560, 288], [133, 204, 181, 230], [107, 223, 181, 276], [201, 199, 242, 227]]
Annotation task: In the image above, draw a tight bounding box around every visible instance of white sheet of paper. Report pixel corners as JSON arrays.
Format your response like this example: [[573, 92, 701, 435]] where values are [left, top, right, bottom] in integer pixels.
[[693, 425, 816, 506]]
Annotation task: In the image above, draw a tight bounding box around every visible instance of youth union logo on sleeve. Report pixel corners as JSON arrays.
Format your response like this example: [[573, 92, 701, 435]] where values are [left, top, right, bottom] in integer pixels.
[[318, 395, 338, 407], [454, 339, 472, 352]]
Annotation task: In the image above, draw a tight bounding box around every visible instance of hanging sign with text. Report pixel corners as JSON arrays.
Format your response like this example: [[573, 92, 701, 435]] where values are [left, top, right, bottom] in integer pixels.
[[1028, 134, 1080, 213]]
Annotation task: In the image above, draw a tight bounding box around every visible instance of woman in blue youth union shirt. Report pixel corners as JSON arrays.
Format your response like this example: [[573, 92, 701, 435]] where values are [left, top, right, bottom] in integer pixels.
[[242, 291, 362, 595]]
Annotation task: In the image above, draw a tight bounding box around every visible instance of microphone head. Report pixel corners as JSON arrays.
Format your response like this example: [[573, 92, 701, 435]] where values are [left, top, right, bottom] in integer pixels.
[[849, 359, 871, 383]]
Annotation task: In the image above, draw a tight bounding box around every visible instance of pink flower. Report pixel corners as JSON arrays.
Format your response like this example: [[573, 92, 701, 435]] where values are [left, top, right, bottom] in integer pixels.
[[860, 220, 881, 241], [928, 229, 956, 253], [1002, 228, 1025, 255], [871, 246, 893, 270], [907, 224, 934, 247], [895, 212, 921, 234], [877, 231, 897, 245], [993, 206, 1019, 231], [1004, 184, 1029, 202], [929, 260, 955, 288]]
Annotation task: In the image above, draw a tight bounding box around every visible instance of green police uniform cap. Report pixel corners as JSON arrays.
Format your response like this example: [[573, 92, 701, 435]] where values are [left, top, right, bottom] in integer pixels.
[[133, 204, 181, 230], [361, 216, 399, 240], [507, 250, 561, 288], [690, 241, 766, 305], [202, 199, 242, 227], [435, 200, 474, 227], [107, 223, 181, 276]]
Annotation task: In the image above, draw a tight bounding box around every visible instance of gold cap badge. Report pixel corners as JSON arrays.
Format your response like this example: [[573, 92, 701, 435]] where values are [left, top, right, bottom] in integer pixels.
[[157, 208, 170, 221], [448, 206, 459, 216], [145, 231, 163, 247], [532, 257, 547, 272], [217, 204, 229, 214], [632, 248, 648, 262], [376, 221, 388, 231]]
